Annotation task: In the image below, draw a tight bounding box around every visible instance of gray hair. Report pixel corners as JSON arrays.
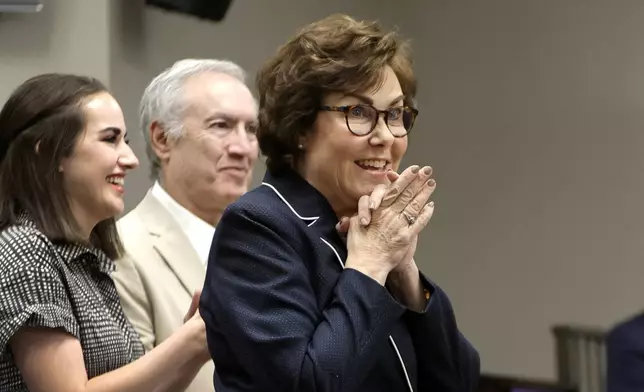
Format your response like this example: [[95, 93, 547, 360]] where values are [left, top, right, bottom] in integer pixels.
[[139, 58, 247, 180]]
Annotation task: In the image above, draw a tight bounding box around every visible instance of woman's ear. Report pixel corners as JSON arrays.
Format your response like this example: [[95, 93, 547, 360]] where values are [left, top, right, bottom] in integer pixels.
[[297, 134, 307, 151]]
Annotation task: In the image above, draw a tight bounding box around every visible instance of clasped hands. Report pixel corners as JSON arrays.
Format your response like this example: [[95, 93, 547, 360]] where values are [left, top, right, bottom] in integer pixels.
[[338, 165, 436, 311]]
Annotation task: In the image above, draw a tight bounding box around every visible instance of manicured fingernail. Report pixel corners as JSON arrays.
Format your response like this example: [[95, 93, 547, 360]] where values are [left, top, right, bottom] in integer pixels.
[[422, 166, 432, 175], [369, 201, 376, 209], [360, 217, 368, 225], [411, 166, 420, 173], [429, 201, 435, 208], [428, 179, 436, 186]]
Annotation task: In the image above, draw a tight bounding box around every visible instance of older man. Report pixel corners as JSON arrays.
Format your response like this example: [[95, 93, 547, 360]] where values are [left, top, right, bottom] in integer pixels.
[[113, 59, 259, 392]]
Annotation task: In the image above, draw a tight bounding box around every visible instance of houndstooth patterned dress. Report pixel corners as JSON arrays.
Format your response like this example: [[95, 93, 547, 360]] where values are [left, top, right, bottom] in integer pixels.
[[0, 214, 145, 391]]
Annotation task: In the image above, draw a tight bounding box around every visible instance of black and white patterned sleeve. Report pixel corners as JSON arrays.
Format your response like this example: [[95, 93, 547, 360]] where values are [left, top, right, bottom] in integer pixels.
[[0, 226, 79, 353]]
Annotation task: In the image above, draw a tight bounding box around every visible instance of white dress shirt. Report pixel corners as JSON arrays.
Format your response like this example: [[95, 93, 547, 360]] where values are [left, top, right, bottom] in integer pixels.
[[150, 181, 215, 265]]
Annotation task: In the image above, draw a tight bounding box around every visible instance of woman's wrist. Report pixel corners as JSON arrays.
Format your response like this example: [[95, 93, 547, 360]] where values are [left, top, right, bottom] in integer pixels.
[[181, 318, 210, 364], [345, 255, 390, 285], [388, 261, 419, 283], [387, 263, 427, 312]]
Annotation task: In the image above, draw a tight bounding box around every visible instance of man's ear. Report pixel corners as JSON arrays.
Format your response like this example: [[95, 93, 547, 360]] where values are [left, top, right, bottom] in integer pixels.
[[149, 121, 173, 163]]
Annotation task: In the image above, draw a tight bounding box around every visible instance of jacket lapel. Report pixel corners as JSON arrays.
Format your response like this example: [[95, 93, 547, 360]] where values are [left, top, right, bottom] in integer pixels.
[[261, 170, 348, 264], [136, 193, 205, 295]]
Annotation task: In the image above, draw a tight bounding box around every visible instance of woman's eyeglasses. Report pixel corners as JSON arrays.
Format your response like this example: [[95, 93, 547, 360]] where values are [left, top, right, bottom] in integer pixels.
[[319, 104, 418, 137]]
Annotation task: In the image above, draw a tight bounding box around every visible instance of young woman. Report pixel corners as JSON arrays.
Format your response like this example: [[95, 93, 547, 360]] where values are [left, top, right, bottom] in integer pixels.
[[0, 73, 209, 392]]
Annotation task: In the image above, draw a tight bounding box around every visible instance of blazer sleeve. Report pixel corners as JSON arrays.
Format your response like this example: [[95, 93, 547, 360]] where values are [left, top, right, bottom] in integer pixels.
[[200, 203, 407, 392], [401, 273, 480, 392], [112, 253, 156, 351], [607, 322, 644, 392]]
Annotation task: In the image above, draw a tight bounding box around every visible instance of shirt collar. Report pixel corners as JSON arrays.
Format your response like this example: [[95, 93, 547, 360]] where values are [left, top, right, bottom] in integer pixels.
[[55, 241, 114, 274], [16, 211, 115, 274], [150, 181, 215, 265]]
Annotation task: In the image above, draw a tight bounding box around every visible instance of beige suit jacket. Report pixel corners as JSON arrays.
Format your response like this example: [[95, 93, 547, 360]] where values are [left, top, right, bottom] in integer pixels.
[[112, 191, 214, 392]]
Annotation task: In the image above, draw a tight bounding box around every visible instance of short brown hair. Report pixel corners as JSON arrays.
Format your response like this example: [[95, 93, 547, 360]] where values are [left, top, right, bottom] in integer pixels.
[[256, 14, 417, 174], [0, 73, 124, 260]]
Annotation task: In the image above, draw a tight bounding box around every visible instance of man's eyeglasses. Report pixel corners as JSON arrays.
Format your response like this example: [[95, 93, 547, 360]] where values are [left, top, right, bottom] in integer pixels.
[[319, 104, 419, 137]]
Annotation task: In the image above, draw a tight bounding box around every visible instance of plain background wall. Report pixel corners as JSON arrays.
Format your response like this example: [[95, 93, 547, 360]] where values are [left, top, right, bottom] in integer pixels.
[[0, 0, 111, 97], [402, 0, 644, 379], [2, 0, 644, 380]]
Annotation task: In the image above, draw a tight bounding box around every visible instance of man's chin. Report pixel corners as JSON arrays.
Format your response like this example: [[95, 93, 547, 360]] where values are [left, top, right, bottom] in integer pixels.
[[220, 188, 247, 204]]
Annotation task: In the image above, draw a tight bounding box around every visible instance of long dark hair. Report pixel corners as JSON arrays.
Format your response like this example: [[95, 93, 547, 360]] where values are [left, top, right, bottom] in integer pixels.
[[0, 73, 124, 259]]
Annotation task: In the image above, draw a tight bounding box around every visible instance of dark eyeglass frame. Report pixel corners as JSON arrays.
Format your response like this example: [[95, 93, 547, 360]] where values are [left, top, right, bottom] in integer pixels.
[[319, 104, 419, 137]]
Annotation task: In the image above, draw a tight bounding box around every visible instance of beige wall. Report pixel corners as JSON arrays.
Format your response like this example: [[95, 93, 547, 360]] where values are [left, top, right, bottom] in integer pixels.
[[0, 0, 111, 100], [399, 0, 644, 379], [3, 0, 644, 382]]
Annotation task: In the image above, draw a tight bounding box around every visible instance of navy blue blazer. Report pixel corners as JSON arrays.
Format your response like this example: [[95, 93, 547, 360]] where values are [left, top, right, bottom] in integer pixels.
[[607, 312, 644, 392], [200, 169, 480, 392]]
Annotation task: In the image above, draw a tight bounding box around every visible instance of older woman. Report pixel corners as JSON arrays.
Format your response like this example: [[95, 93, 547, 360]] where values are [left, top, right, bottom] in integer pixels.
[[0, 74, 210, 391], [200, 14, 480, 392]]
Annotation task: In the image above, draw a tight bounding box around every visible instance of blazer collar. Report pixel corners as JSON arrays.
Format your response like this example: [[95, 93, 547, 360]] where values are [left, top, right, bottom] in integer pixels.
[[261, 169, 347, 247], [134, 191, 205, 295], [262, 169, 339, 225]]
